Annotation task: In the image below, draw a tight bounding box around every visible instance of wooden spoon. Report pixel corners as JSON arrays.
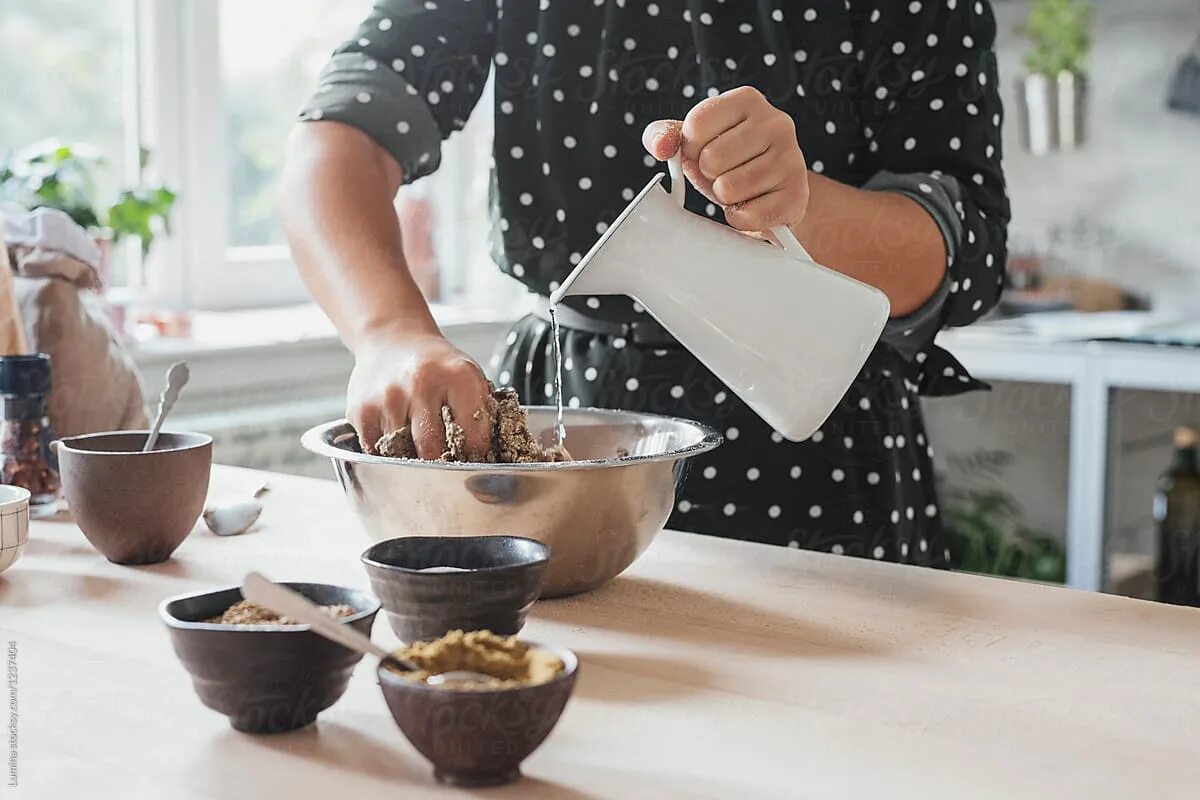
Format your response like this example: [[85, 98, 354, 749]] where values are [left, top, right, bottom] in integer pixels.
[[240, 572, 490, 684]]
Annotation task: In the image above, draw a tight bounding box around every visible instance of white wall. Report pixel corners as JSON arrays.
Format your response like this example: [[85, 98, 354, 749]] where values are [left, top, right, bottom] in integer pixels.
[[925, 0, 1200, 568], [996, 0, 1200, 309]]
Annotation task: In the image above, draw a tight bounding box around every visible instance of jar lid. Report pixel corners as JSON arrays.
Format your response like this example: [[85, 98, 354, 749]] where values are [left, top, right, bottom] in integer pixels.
[[0, 354, 52, 396]]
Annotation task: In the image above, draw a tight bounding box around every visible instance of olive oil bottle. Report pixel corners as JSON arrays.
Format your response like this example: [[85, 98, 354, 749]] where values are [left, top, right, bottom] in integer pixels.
[[1153, 427, 1200, 606]]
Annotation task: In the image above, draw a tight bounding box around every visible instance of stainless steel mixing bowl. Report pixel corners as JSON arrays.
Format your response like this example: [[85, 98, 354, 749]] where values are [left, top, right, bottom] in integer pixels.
[[301, 407, 721, 597]]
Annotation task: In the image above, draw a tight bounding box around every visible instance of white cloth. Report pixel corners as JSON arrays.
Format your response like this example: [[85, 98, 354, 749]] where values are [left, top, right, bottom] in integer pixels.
[[0, 203, 101, 270]]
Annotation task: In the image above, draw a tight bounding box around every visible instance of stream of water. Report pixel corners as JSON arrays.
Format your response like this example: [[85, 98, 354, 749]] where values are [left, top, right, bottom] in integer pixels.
[[547, 304, 567, 449]]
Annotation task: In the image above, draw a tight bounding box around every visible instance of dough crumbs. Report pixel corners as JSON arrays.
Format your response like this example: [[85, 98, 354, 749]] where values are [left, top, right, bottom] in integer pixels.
[[373, 385, 571, 464], [440, 404, 466, 460], [374, 427, 414, 460]]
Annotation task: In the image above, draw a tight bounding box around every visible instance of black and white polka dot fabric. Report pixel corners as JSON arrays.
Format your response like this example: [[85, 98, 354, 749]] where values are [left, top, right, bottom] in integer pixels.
[[304, 0, 1010, 567]]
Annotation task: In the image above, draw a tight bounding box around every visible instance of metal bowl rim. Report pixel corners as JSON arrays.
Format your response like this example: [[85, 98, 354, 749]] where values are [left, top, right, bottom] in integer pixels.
[[300, 406, 723, 472]]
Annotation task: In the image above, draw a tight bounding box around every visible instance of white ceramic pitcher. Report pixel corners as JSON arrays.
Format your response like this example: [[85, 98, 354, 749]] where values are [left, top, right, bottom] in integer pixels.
[[549, 156, 890, 442]]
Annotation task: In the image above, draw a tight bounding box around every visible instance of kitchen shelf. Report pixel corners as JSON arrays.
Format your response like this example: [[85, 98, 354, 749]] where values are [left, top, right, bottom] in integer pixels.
[[939, 328, 1200, 591]]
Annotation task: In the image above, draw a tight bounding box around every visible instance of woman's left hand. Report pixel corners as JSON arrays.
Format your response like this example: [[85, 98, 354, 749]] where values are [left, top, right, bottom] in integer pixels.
[[642, 86, 810, 233]]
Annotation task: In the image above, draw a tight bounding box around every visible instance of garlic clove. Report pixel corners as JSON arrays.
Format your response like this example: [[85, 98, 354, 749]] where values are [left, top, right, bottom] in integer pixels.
[[204, 499, 264, 537]]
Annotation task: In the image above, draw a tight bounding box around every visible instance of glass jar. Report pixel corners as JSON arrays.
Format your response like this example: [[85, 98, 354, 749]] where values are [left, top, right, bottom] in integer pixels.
[[0, 354, 60, 517]]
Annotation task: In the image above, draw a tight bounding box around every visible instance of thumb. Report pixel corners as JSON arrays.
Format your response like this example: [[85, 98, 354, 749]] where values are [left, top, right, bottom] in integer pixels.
[[641, 119, 683, 161]]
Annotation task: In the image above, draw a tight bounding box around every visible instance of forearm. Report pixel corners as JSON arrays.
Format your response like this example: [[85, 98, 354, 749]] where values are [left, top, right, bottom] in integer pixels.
[[791, 174, 946, 317], [280, 121, 439, 350]]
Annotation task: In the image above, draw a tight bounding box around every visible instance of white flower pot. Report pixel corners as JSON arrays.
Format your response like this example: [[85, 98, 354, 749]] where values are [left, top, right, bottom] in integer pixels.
[[1016, 71, 1088, 155]]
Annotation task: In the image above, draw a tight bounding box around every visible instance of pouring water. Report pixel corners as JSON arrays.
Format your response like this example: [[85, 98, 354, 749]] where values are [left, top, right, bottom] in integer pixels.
[[548, 304, 567, 449]]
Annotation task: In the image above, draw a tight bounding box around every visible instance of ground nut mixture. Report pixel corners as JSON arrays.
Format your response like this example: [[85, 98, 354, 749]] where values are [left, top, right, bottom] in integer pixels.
[[205, 599, 355, 625], [388, 629, 564, 689], [373, 385, 570, 464]]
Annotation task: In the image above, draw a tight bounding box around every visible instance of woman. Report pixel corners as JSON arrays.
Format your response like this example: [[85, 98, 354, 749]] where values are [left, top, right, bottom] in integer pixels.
[[281, 0, 1009, 567]]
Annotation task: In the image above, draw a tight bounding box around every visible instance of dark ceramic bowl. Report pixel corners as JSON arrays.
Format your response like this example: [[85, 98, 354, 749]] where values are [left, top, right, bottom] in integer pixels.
[[377, 644, 578, 786], [360, 535, 550, 643], [57, 430, 212, 564], [160, 582, 380, 733]]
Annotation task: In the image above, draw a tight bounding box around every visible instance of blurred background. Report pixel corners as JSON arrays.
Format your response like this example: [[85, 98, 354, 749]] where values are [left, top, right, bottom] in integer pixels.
[[1, 0, 1199, 598]]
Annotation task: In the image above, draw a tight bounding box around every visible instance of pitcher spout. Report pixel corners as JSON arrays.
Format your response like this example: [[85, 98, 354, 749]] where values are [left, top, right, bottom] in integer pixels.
[[548, 172, 669, 306]]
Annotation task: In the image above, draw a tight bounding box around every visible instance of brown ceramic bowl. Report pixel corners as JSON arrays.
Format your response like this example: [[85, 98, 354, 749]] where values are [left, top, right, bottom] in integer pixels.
[[161, 582, 381, 733], [361, 535, 551, 643], [56, 430, 212, 564], [377, 644, 579, 787]]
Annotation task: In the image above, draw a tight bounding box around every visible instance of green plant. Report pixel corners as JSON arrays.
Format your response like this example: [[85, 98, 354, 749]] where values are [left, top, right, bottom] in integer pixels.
[[939, 450, 1067, 583], [1023, 0, 1092, 77], [0, 141, 176, 257], [107, 186, 177, 257], [0, 142, 103, 228]]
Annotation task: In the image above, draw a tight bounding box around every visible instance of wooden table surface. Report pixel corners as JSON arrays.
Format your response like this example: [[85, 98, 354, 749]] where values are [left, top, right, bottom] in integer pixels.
[[2, 466, 1199, 799]]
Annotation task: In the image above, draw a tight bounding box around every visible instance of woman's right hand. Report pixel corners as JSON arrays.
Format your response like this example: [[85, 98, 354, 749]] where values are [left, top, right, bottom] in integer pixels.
[[347, 332, 493, 460]]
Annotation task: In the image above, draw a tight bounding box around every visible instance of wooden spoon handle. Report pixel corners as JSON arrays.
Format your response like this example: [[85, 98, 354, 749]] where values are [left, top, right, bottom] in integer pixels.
[[240, 572, 412, 669]]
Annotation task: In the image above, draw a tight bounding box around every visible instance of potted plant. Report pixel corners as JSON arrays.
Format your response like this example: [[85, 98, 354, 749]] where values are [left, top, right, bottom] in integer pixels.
[[1016, 0, 1092, 155], [939, 450, 1067, 584], [0, 141, 177, 278]]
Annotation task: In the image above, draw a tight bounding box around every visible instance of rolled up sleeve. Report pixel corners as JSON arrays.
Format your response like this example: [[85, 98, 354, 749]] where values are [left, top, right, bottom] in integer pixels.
[[855, 0, 1011, 392], [300, 0, 497, 184]]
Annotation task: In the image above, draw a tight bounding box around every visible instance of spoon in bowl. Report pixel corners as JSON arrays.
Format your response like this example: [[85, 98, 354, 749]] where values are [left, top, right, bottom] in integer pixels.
[[240, 572, 490, 685], [143, 361, 190, 453]]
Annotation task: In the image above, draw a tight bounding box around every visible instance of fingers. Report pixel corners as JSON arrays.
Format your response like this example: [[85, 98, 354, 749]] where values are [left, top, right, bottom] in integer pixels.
[[641, 119, 683, 161], [405, 358, 450, 459], [722, 176, 810, 232], [404, 357, 491, 460], [351, 401, 384, 455], [651, 86, 807, 232], [679, 86, 758, 164], [408, 398, 448, 460], [378, 381, 411, 444], [711, 152, 784, 207], [695, 119, 777, 181], [445, 365, 493, 462]]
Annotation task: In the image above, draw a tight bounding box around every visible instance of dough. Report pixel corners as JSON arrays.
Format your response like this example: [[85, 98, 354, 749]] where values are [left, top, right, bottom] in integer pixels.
[[373, 385, 571, 464]]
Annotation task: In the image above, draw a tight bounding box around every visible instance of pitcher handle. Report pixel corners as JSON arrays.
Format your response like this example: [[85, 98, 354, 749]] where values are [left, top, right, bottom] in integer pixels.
[[667, 153, 687, 210], [768, 225, 816, 262], [667, 154, 815, 262]]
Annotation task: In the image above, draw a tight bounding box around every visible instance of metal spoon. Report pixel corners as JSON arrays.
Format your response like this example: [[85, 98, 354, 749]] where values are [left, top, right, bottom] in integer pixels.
[[143, 361, 190, 452], [240, 572, 490, 685]]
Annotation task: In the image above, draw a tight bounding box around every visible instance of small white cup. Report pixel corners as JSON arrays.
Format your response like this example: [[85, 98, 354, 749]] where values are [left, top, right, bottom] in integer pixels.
[[0, 484, 31, 575]]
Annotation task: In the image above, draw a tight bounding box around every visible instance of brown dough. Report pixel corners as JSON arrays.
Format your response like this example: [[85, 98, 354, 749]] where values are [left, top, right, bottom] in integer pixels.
[[373, 385, 571, 464], [374, 427, 416, 459]]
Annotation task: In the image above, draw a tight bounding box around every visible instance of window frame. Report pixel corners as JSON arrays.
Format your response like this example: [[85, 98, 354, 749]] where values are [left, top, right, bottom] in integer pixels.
[[134, 0, 505, 312]]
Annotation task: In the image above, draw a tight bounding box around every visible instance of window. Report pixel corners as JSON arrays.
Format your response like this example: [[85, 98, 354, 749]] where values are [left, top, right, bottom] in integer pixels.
[[0, 0, 131, 199], [0, 0, 511, 313], [219, 1, 365, 249], [0, 0, 136, 283]]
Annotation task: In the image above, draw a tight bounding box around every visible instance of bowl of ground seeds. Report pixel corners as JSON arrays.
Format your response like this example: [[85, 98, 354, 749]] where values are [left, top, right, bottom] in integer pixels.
[[160, 582, 380, 733], [377, 629, 578, 787]]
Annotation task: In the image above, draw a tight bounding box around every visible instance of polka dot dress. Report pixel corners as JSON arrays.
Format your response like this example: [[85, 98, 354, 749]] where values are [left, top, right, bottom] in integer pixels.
[[305, 0, 1011, 567], [494, 318, 955, 565]]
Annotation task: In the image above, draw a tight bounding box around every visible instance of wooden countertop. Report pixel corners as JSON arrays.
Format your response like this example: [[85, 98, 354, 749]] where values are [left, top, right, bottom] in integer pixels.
[[3, 466, 1198, 799]]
